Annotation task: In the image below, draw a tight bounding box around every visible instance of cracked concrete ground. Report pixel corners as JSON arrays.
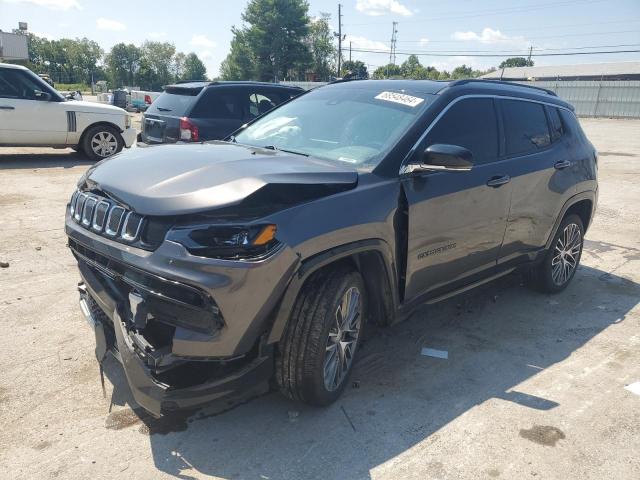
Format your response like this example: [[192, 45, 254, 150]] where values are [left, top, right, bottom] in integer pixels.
[[0, 118, 638, 480]]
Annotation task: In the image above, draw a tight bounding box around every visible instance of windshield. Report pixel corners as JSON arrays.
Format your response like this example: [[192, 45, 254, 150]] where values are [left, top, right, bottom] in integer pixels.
[[233, 85, 434, 168]]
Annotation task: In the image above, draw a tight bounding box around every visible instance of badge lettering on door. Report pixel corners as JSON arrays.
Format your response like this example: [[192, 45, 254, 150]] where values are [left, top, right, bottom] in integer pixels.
[[417, 243, 456, 259]]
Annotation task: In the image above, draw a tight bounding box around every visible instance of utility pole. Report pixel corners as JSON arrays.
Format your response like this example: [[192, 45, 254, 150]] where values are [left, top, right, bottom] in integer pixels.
[[387, 21, 398, 78], [349, 41, 352, 63], [527, 45, 533, 65], [334, 4, 344, 77]]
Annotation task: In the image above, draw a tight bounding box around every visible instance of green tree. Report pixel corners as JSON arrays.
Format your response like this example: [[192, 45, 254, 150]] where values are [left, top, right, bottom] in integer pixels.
[[372, 63, 402, 79], [222, 0, 311, 81], [400, 55, 429, 79], [499, 57, 534, 69], [183, 53, 208, 80], [105, 43, 141, 87], [451, 64, 474, 79], [307, 12, 336, 81], [341, 60, 368, 79], [220, 29, 256, 80], [138, 41, 176, 89]]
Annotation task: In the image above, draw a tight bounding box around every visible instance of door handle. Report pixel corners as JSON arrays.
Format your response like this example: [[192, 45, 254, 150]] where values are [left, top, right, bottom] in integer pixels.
[[554, 160, 572, 170], [0, 105, 15, 110], [486, 175, 511, 187]]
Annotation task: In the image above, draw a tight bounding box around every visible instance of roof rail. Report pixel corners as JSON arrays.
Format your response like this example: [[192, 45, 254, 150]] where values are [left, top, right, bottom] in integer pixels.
[[448, 78, 557, 97], [173, 79, 212, 85]]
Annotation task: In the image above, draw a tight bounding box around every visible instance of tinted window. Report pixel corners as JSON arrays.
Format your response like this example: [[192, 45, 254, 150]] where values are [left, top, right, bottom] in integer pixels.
[[502, 100, 551, 155], [425, 98, 498, 164], [191, 89, 242, 119], [0, 69, 47, 99], [147, 89, 198, 116], [547, 106, 565, 142]]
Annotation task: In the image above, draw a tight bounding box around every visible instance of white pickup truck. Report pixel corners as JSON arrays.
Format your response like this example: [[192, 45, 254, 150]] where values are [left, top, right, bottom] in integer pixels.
[[0, 63, 136, 160]]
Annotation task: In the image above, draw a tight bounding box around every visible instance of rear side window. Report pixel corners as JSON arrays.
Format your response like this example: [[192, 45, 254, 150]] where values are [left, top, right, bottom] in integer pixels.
[[248, 92, 282, 118], [502, 99, 551, 155], [425, 98, 499, 165], [190, 89, 243, 119], [147, 89, 198, 116], [546, 106, 565, 142]]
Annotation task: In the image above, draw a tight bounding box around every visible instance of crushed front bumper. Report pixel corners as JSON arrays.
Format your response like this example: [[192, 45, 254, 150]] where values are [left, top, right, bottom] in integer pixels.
[[78, 270, 273, 417]]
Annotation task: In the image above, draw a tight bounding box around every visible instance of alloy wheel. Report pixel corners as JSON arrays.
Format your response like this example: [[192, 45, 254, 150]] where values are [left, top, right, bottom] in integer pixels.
[[551, 222, 582, 286], [91, 131, 118, 157], [323, 286, 362, 391]]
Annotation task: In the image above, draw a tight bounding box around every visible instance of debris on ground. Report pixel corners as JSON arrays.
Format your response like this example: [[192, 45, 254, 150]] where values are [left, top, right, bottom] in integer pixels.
[[624, 382, 640, 396], [421, 347, 449, 359], [0, 261, 9, 268]]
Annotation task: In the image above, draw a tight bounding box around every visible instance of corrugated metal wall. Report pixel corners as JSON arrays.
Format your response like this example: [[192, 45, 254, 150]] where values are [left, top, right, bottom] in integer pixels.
[[517, 80, 640, 118]]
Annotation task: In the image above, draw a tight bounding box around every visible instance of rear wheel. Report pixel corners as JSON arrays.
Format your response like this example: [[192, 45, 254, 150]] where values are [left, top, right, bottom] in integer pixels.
[[276, 266, 366, 406], [530, 214, 584, 293], [82, 125, 124, 161]]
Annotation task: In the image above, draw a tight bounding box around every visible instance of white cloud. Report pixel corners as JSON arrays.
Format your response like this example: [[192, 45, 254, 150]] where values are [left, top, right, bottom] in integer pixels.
[[198, 50, 214, 60], [452, 27, 527, 47], [4, 0, 81, 10], [356, 0, 412, 17], [345, 35, 390, 52], [419, 38, 429, 47], [190, 34, 217, 48], [96, 17, 126, 31]]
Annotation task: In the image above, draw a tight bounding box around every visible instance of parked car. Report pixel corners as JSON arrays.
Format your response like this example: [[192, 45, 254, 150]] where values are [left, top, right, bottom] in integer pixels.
[[139, 80, 303, 144], [66, 79, 597, 416], [0, 63, 136, 160]]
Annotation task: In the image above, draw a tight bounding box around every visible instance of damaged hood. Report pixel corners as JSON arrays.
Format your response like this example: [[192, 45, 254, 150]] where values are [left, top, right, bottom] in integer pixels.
[[81, 142, 358, 216]]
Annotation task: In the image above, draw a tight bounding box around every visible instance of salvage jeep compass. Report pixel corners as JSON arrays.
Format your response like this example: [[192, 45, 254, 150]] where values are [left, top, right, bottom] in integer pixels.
[[66, 79, 597, 416]]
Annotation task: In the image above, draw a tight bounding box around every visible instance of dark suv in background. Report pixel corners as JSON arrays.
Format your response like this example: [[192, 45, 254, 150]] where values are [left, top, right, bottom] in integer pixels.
[[66, 79, 597, 417], [140, 81, 303, 144]]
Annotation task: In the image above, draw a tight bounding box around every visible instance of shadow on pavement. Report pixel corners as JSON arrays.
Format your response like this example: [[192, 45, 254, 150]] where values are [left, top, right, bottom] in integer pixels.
[[101, 262, 638, 480], [0, 150, 94, 169]]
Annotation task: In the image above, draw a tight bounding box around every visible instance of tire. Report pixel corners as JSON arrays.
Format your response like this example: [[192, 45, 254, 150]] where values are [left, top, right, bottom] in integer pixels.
[[81, 124, 124, 161], [276, 266, 366, 406], [529, 213, 584, 293]]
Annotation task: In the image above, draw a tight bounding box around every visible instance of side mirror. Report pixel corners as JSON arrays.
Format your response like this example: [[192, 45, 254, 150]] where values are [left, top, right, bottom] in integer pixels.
[[34, 90, 52, 101], [423, 144, 473, 171], [401, 144, 473, 175]]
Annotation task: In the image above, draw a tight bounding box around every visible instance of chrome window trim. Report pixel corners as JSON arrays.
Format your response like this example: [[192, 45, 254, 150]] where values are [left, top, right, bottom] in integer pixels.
[[121, 211, 143, 242], [92, 200, 110, 231], [81, 196, 97, 226], [105, 206, 125, 236], [399, 94, 574, 175]]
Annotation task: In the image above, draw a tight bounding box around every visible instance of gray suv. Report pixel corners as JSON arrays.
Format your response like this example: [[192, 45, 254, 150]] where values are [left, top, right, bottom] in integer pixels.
[[66, 79, 598, 416]]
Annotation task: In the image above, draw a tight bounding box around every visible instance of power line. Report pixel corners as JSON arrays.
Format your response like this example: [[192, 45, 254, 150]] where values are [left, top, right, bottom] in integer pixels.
[[350, 48, 640, 58], [344, 0, 604, 26], [357, 43, 640, 55]]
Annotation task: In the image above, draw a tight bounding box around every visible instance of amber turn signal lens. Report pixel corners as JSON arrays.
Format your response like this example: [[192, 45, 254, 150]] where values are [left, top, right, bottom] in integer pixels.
[[252, 224, 277, 246]]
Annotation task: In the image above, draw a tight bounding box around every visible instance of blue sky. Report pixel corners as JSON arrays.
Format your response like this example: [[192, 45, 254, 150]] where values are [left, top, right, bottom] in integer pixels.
[[1, 0, 639, 77]]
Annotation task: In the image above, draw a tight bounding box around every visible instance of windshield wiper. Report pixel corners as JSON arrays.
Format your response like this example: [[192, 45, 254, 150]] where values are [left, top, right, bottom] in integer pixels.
[[261, 145, 309, 157]]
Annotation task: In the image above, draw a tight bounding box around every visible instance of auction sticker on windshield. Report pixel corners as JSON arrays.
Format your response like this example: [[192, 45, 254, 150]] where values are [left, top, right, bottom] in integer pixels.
[[375, 91, 424, 107]]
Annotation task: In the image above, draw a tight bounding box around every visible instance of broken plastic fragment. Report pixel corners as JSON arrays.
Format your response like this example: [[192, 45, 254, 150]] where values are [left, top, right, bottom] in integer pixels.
[[421, 347, 448, 359]]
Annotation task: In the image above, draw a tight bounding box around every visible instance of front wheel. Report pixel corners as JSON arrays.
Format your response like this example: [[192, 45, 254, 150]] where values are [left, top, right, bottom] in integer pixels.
[[82, 125, 124, 161], [276, 267, 366, 406], [530, 214, 584, 293]]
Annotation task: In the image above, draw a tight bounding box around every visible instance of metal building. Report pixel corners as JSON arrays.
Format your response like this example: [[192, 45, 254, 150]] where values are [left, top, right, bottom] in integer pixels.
[[481, 62, 640, 118]]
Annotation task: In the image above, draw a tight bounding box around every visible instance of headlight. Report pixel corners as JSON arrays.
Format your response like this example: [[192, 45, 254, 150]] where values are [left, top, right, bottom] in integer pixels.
[[167, 224, 279, 259]]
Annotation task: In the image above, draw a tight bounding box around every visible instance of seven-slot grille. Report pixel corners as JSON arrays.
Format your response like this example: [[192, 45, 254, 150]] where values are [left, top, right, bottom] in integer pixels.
[[70, 191, 144, 243]]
